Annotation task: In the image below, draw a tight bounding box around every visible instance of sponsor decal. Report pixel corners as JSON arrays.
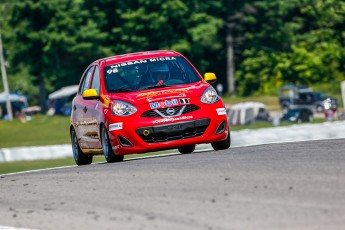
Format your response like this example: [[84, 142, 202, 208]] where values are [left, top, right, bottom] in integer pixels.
[[153, 115, 193, 124], [137, 88, 189, 100], [165, 99, 178, 107], [108, 57, 176, 68], [107, 68, 119, 74], [150, 102, 160, 109], [150, 99, 179, 109], [179, 98, 189, 104], [109, 122, 123, 131], [216, 108, 227, 115]]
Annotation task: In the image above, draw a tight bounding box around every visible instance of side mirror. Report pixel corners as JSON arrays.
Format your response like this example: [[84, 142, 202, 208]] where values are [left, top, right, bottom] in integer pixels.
[[204, 72, 217, 84], [82, 89, 99, 100]]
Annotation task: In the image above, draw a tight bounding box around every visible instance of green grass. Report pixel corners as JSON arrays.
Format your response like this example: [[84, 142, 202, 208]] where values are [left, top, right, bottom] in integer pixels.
[[0, 114, 71, 148]]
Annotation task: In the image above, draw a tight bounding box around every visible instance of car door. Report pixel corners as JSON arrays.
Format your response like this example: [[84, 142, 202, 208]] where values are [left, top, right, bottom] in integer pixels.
[[72, 65, 94, 149], [84, 65, 102, 149]]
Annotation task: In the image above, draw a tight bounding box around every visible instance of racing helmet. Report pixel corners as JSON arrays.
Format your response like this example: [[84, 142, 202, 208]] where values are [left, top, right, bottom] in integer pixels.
[[150, 63, 170, 81]]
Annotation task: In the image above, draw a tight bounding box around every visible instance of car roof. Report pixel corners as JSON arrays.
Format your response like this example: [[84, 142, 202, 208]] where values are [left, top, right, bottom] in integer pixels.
[[97, 50, 182, 66]]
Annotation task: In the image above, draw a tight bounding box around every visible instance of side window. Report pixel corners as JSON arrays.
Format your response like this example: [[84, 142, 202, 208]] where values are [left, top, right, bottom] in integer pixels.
[[90, 66, 100, 95], [79, 66, 94, 95]]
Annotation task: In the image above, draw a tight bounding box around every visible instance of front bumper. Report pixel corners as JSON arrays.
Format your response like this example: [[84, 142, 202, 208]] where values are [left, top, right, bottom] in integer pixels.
[[136, 118, 210, 143], [106, 102, 229, 155]]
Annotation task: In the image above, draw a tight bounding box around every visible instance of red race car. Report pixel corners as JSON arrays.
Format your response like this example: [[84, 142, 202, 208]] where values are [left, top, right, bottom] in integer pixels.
[[70, 50, 230, 165]]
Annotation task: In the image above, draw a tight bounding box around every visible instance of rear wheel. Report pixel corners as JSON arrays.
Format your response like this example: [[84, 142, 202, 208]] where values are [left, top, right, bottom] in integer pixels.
[[178, 145, 196, 154], [211, 133, 231, 151], [70, 127, 93, 165], [101, 125, 124, 163]]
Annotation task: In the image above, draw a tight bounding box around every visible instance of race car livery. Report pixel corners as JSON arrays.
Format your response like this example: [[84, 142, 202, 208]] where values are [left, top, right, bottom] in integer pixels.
[[70, 50, 230, 165]]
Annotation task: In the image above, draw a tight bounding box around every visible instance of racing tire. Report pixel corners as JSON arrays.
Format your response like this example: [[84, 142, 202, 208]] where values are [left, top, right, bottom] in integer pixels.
[[211, 132, 231, 151], [70, 127, 93, 165], [178, 145, 195, 154], [101, 125, 124, 163]]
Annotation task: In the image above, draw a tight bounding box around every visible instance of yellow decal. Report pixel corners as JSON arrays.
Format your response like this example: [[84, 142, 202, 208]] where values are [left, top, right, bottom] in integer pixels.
[[136, 88, 190, 100]]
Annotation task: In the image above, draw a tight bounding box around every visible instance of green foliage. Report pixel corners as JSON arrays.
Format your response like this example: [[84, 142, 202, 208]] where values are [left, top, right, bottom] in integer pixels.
[[0, 114, 70, 148], [236, 0, 345, 96], [0, 0, 344, 101]]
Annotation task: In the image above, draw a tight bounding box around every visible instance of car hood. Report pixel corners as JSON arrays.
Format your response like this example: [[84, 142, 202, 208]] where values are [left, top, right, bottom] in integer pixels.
[[107, 81, 210, 105]]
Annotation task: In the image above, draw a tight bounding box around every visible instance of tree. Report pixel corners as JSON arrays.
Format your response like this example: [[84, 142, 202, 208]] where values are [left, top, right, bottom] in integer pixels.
[[236, 0, 345, 96], [8, 0, 110, 110]]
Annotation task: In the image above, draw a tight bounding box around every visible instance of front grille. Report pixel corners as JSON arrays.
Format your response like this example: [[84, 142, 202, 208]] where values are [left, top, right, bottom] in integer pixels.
[[141, 105, 199, 118], [139, 126, 207, 143], [136, 118, 210, 143]]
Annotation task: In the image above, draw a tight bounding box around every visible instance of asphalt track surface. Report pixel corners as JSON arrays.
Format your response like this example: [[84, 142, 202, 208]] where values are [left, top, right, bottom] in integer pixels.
[[0, 139, 344, 230]]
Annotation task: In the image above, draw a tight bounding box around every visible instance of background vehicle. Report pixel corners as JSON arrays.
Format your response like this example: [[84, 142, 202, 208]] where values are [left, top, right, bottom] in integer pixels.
[[280, 107, 313, 123], [279, 85, 338, 113], [313, 92, 338, 112]]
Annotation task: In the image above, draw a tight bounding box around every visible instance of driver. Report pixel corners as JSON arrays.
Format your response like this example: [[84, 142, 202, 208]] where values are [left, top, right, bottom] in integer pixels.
[[151, 64, 170, 86]]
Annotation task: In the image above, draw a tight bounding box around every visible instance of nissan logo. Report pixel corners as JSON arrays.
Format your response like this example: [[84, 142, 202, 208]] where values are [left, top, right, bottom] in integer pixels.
[[166, 108, 176, 116]]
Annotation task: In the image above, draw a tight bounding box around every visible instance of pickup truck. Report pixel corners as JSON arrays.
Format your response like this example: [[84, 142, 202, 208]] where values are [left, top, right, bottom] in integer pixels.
[[279, 85, 338, 113]]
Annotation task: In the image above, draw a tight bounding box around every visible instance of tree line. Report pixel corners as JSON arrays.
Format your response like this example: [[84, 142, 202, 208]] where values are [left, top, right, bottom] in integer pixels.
[[0, 0, 344, 109]]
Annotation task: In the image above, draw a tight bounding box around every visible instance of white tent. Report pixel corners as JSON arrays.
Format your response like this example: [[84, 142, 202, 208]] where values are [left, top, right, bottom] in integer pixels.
[[228, 102, 269, 125], [0, 92, 27, 103], [48, 85, 79, 100]]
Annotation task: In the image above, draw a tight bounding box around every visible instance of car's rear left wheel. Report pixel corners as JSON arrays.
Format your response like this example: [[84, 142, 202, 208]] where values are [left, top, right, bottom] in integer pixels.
[[70, 127, 93, 165], [178, 145, 196, 154], [101, 125, 124, 163], [211, 132, 231, 151]]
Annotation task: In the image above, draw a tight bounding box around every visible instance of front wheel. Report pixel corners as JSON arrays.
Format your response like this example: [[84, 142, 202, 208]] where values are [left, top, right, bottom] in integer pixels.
[[70, 127, 93, 165], [211, 133, 231, 151], [101, 125, 124, 163], [178, 145, 196, 154]]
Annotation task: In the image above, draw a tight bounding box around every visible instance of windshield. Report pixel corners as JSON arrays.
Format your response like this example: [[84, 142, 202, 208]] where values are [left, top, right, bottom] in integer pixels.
[[313, 92, 327, 101], [284, 109, 300, 117], [104, 56, 201, 92]]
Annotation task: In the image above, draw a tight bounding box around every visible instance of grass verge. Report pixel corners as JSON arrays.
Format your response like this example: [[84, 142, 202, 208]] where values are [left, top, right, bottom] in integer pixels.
[[0, 114, 71, 148]]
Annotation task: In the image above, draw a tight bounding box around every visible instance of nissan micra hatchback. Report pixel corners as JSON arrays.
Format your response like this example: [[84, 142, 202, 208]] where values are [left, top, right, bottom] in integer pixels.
[[70, 50, 230, 165]]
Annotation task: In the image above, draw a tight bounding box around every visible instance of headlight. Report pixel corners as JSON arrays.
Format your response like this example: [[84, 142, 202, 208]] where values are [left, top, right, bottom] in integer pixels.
[[289, 117, 296, 121], [200, 86, 219, 104], [111, 100, 137, 116]]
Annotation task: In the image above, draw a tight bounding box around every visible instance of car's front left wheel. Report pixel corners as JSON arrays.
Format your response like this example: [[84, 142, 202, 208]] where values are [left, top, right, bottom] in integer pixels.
[[101, 125, 124, 163], [178, 145, 196, 154], [211, 132, 231, 151], [70, 127, 93, 165]]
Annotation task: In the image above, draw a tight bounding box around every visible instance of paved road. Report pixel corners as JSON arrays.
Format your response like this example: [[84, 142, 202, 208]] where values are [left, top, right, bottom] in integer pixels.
[[0, 139, 344, 230]]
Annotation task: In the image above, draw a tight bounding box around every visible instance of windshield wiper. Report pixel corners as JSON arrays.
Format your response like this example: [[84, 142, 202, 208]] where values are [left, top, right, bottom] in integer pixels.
[[108, 88, 134, 93], [141, 84, 170, 90]]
